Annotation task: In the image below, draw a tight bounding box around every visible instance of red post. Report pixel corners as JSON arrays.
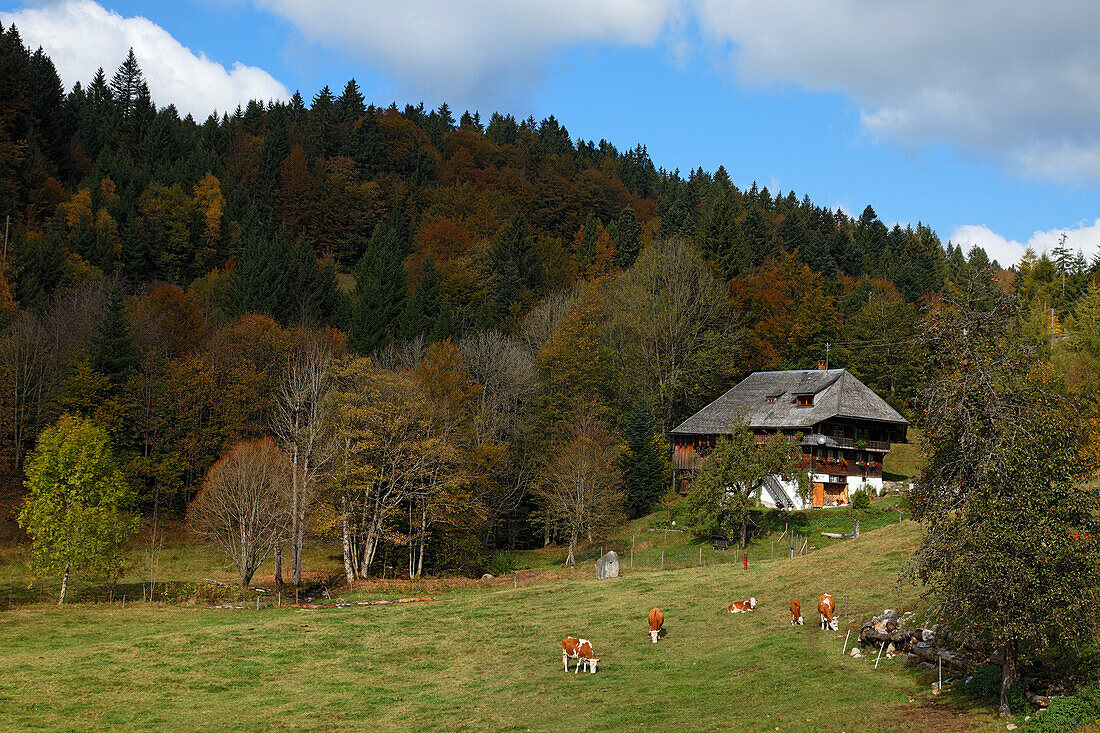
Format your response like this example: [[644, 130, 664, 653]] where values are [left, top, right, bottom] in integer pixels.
[[743, 554, 748, 570]]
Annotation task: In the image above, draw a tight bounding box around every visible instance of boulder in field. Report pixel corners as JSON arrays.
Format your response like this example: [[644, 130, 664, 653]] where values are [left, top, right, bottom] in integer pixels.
[[596, 551, 620, 579]]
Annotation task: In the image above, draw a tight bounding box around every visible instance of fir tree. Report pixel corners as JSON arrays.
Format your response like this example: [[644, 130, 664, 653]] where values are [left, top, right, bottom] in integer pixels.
[[350, 219, 408, 353], [620, 402, 668, 518], [612, 206, 642, 269], [91, 286, 138, 388]]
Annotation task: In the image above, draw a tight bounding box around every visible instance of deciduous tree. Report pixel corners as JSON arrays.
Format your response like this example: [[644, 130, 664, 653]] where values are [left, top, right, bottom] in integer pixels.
[[189, 437, 291, 587], [18, 413, 138, 604]]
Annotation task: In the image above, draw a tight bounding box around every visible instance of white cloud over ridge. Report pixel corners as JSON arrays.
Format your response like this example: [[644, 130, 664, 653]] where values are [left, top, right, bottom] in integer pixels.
[[247, 1, 1100, 183], [2, 0, 289, 119], [952, 220, 1100, 269], [250, 0, 677, 103]]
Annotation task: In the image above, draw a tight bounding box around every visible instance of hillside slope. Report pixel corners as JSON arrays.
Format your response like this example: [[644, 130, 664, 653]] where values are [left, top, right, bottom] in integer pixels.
[[0, 521, 1000, 732]]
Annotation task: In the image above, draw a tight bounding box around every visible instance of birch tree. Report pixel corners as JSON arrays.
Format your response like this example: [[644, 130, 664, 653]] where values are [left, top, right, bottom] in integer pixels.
[[19, 413, 138, 604], [271, 337, 332, 586]]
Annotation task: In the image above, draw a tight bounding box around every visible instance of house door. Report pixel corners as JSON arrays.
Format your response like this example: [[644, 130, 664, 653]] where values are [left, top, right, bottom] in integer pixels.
[[812, 482, 824, 508]]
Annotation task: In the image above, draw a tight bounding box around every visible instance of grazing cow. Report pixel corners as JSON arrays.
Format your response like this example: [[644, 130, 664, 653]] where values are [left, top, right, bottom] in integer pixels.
[[562, 636, 599, 673], [790, 599, 804, 625], [818, 593, 838, 631], [728, 597, 757, 613], [648, 608, 665, 643]]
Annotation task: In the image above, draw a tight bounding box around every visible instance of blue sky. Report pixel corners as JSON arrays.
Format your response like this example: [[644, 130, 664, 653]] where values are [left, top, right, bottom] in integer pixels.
[[4, 0, 1100, 267]]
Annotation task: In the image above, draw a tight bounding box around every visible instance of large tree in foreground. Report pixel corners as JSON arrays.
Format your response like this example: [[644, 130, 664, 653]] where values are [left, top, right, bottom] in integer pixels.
[[683, 420, 804, 548], [18, 413, 138, 604], [909, 278, 1100, 716]]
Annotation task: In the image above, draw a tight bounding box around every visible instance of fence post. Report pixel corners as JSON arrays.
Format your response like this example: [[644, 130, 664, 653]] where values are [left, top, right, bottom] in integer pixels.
[[699, 547, 702, 566], [661, 550, 664, 571], [631, 535, 635, 569]]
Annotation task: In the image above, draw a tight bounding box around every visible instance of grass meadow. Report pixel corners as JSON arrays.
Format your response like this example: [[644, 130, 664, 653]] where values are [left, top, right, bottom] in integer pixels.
[[0, 520, 1004, 732]]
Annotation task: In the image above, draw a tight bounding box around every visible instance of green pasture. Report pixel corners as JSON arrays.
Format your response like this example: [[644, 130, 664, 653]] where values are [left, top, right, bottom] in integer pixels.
[[0, 521, 1002, 732]]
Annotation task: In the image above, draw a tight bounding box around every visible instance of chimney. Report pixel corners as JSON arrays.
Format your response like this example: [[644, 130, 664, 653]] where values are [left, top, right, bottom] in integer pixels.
[[817, 361, 827, 370]]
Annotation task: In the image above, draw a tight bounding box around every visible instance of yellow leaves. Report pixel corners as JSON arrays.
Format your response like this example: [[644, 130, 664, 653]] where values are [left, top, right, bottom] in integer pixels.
[[192, 172, 225, 249], [60, 188, 93, 230]]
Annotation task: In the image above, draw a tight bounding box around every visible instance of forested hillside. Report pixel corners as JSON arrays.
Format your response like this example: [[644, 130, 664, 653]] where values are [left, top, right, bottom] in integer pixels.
[[2, 26, 1098, 578]]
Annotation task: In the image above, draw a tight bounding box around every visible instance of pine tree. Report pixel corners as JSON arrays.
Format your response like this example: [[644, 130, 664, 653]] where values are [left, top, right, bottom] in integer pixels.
[[620, 402, 668, 518]]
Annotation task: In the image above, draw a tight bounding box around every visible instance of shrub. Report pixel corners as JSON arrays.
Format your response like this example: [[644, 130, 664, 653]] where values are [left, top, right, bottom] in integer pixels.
[[1023, 685, 1100, 732], [959, 665, 1028, 715], [850, 489, 872, 515], [488, 550, 518, 576]]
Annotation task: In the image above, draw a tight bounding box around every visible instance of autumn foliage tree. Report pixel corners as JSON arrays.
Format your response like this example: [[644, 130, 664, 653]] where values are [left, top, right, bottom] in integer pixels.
[[534, 413, 624, 566], [189, 437, 291, 588]]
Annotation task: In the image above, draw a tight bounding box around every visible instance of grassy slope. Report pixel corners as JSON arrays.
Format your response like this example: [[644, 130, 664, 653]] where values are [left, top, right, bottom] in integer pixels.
[[0, 521, 1000, 732]]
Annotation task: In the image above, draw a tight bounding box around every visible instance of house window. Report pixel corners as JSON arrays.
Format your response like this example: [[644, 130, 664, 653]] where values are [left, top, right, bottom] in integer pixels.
[[796, 394, 813, 407]]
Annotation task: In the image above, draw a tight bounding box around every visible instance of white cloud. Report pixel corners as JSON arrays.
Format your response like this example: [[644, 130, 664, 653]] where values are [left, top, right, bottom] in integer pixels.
[[2, 0, 289, 119], [951, 220, 1100, 268], [691, 0, 1100, 183], [249, 0, 678, 104]]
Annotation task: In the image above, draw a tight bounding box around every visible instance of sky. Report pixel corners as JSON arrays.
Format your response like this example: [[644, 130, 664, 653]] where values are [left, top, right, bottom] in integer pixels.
[[3, 0, 1100, 268]]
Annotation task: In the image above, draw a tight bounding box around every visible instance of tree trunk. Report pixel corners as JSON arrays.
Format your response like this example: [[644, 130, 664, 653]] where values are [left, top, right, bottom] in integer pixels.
[[416, 505, 427, 578], [274, 544, 283, 588], [567, 531, 577, 567], [290, 440, 300, 585], [739, 519, 748, 549], [58, 561, 70, 606], [1000, 639, 1019, 716], [341, 495, 355, 588]]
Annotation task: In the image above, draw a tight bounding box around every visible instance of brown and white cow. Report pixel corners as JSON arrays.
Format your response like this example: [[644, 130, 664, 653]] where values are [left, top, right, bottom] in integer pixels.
[[818, 593, 837, 631], [562, 636, 599, 673], [790, 599, 804, 625], [728, 597, 757, 613], [648, 608, 665, 643]]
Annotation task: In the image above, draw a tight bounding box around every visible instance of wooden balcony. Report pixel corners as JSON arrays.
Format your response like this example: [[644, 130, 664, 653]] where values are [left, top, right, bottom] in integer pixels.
[[801, 435, 891, 453]]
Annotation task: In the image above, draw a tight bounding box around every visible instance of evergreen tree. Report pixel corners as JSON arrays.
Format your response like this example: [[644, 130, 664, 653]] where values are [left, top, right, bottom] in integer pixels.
[[91, 286, 139, 389], [400, 257, 441, 340], [351, 219, 408, 353], [699, 191, 747, 278], [576, 212, 599, 268], [620, 402, 668, 518], [612, 206, 641, 269]]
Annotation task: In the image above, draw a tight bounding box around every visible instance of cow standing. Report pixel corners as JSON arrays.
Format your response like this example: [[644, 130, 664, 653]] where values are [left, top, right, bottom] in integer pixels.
[[790, 599, 803, 625], [728, 597, 757, 613], [648, 608, 664, 643], [818, 593, 837, 631], [562, 637, 599, 673]]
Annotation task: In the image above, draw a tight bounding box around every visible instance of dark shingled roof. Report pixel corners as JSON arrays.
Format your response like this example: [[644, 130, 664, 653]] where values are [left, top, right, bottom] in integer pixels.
[[671, 369, 908, 435]]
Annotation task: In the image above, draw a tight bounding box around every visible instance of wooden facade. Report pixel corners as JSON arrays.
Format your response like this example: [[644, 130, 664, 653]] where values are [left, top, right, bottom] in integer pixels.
[[670, 369, 908, 509]]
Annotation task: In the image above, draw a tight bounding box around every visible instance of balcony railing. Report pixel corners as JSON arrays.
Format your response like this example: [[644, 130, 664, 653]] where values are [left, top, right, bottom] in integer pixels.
[[801, 435, 890, 452]]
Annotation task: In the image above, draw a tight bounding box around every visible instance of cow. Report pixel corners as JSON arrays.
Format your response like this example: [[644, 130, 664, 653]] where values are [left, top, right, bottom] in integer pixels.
[[648, 608, 665, 643], [728, 597, 757, 613], [790, 599, 804, 625], [818, 593, 838, 631], [562, 636, 599, 673]]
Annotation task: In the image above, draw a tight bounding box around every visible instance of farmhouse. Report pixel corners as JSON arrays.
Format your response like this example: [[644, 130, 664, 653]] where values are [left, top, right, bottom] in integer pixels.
[[671, 367, 908, 509]]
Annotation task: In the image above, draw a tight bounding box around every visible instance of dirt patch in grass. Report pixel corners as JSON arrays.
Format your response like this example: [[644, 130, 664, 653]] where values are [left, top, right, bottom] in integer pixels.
[[879, 699, 992, 732]]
